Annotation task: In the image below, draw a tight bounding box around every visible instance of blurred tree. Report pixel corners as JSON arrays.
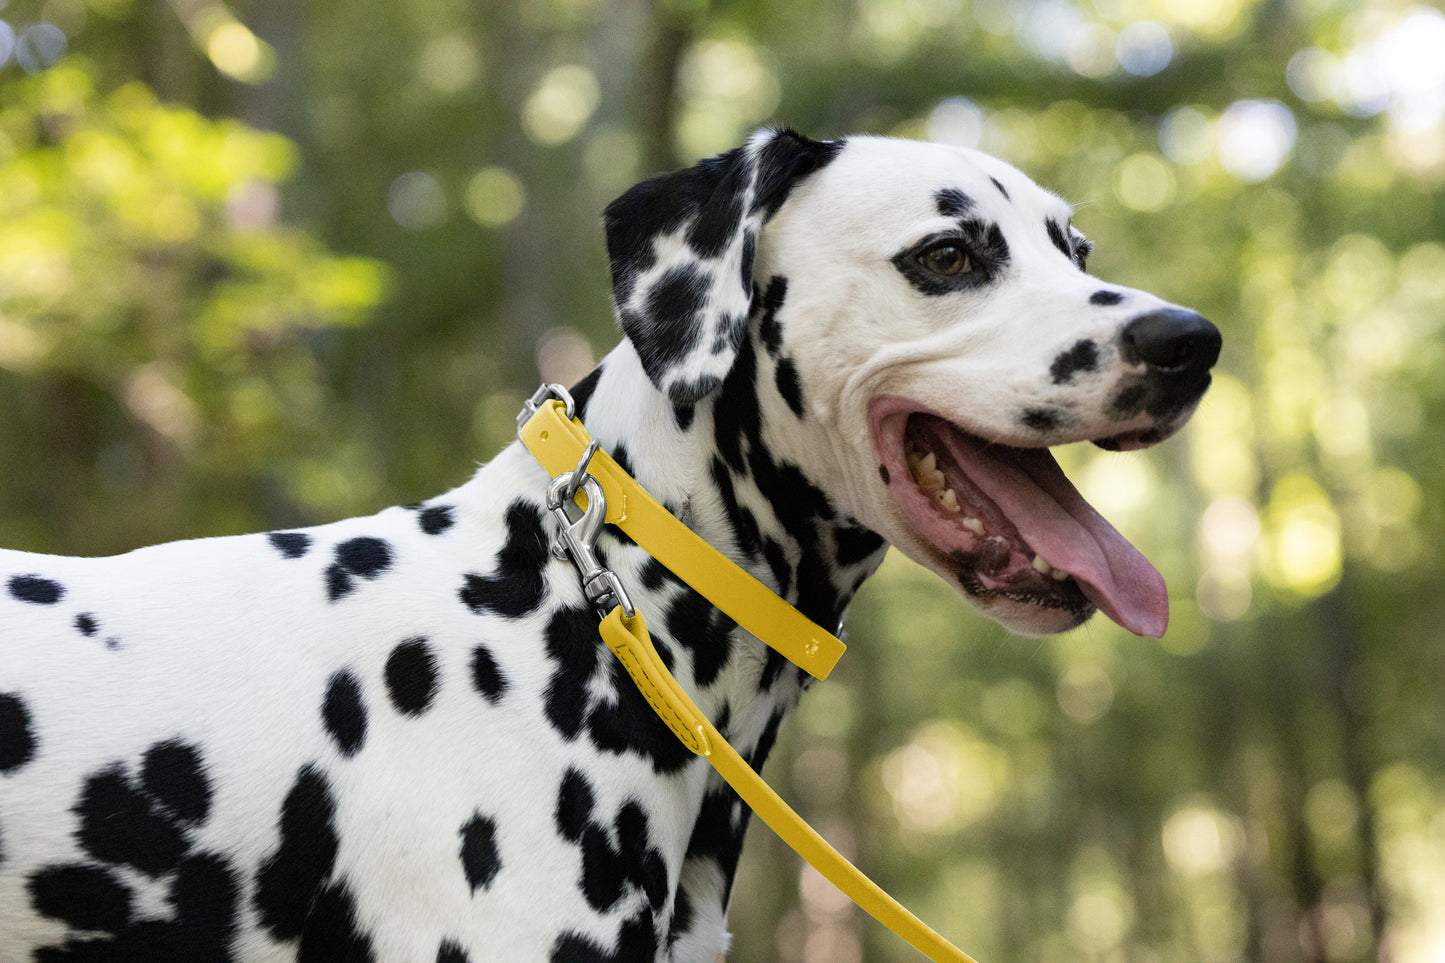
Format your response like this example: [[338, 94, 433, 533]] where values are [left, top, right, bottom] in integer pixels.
[[0, 61, 390, 552]]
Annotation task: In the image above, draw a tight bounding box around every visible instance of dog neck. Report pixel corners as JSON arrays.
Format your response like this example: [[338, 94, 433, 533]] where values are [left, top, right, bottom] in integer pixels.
[[568, 337, 888, 655]]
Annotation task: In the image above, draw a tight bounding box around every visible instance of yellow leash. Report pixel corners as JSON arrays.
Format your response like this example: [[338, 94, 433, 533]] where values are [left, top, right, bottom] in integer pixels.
[[517, 385, 978, 963]]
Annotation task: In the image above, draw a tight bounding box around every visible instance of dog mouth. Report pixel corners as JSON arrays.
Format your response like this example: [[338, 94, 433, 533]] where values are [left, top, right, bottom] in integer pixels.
[[869, 398, 1168, 637]]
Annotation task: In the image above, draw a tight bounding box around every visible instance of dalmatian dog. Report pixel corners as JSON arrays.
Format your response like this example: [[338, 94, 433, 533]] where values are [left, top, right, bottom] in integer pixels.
[[0, 130, 1219, 962]]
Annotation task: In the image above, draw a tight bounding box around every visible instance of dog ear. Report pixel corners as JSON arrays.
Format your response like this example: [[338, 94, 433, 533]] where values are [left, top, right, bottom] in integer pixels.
[[603, 128, 841, 405]]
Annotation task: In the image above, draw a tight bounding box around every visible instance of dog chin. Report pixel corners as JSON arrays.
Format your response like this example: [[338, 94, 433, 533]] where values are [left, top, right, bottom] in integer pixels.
[[965, 590, 1095, 636]]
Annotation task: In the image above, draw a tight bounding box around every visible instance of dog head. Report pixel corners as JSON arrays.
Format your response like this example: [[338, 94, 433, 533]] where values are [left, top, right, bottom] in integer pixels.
[[604, 130, 1220, 639]]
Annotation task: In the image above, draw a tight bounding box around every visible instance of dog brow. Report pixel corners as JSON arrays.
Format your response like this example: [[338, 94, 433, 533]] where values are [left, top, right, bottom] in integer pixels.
[[934, 187, 974, 218]]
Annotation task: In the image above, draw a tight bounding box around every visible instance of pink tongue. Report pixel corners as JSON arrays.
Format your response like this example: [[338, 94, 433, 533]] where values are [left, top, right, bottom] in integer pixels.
[[948, 435, 1168, 637]]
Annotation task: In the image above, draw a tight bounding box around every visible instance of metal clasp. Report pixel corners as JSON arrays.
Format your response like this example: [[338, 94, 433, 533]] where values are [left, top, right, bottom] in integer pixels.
[[546, 453, 635, 620], [516, 382, 576, 439]]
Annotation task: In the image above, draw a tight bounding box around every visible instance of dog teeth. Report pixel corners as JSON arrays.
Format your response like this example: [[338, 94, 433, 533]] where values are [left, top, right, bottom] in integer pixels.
[[908, 450, 946, 492], [938, 488, 960, 513], [962, 515, 984, 535], [1031, 554, 1072, 581]]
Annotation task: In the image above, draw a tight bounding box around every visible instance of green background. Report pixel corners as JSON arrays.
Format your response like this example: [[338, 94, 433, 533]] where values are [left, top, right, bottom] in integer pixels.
[[2, 0, 1443, 960]]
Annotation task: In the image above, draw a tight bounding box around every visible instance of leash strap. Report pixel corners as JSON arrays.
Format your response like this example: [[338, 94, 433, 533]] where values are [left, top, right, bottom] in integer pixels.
[[517, 397, 845, 680], [599, 608, 978, 963], [517, 388, 977, 963]]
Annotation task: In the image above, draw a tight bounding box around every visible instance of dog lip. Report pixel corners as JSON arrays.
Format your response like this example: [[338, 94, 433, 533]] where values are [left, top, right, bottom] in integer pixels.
[[868, 395, 1169, 637]]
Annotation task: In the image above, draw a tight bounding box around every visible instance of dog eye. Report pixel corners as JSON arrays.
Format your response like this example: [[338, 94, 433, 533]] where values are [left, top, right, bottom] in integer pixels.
[[919, 244, 971, 276]]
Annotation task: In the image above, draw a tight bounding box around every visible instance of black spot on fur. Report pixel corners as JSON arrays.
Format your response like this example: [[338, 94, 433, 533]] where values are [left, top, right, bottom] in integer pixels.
[[579, 822, 625, 912], [74, 765, 189, 876], [385, 638, 440, 717], [990, 176, 1010, 200], [569, 366, 602, 421], [751, 710, 786, 771], [672, 374, 720, 407], [297, 882, 374, 962], [8, 574, 63, 604], [268, 532, 312, 559], [28, 864, 133, 932], [774, 357, 805, 417], [763, 537, 792, 599], [1051, 339, 1100, 384], [673, 401, 696, 431], [685, 158, 748, 260], [835, 523, 885, 568], [739, 231, 756, 294], [1022, 408, 1060, 432], [550, 910, 658, 963], [141, 741, 211, 824], [570, 798, 668, 917], [683, 786, 750, 900], [710, 456, 761, 560], [587, 657, 694, 774], [749, 130, 843, 219], [1045, 217, 1072, 259], [0, 693, 37, 773], [1111, 383, 1148, 419], [420, 505, 455, 535], [460, 500, 549, 618], [1090, 289, 1124, 306], [326, 566, 354, 602], [326, 537, 393, 602], [935, 187, 974, 217], [75, 612, 98, 637], [878, 464, 890, 484], [469, 644, 509, 705], [543, 605, 603, 740], [622, 265, 708, 390], [29, 852, 240, 960], [667, 886, 694, 951], [459, 812, 501, 894], [254, 766, 341, 940], [336, 537, 391, 577], [27, 739, 238, 959], [757, 276, 788, 357], [663, 586, 736, 689], [322, 670, 368, 756], [759, 648, 789, 691], [437, 941, 472, 963], [556, 767, 596, 843]]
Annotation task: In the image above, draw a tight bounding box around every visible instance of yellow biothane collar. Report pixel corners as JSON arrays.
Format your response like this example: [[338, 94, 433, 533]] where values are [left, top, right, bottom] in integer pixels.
[[519, 395, 979, 963], [517, 397, 845, 680]]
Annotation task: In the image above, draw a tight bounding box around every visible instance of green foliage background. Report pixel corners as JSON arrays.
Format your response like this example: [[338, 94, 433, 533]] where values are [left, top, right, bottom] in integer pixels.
[[2, 1, 1443, 960]]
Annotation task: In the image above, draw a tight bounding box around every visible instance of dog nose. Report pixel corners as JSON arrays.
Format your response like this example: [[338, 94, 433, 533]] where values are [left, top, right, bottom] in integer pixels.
[[1120, 309, 1221, 379]]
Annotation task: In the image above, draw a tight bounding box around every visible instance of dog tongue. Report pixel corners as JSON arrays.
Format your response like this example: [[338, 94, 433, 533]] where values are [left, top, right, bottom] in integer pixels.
[[951, 435, 1168, 637]]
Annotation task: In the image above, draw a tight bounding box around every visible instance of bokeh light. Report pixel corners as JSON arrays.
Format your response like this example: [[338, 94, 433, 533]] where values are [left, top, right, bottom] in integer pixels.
[[0, 21, 16, 68], [1217, 98, 1297, 181], [522, 64, 600, 146], [15, 22, 65, 73], [387, 171, 446, 230], [464, 166, 525, 227], [1115, 20, 1173, 77]]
